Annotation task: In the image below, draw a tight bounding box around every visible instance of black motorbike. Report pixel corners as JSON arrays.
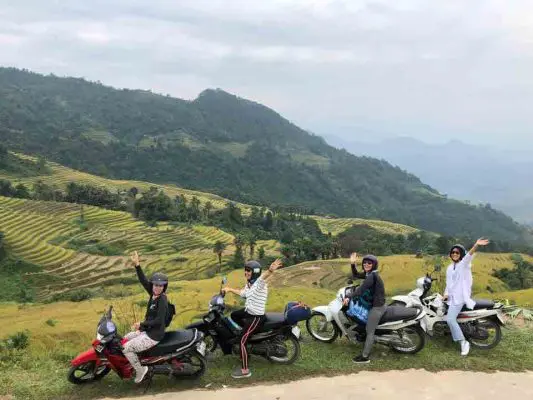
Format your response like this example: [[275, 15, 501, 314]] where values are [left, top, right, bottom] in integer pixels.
[[185, 278, 301, 364]]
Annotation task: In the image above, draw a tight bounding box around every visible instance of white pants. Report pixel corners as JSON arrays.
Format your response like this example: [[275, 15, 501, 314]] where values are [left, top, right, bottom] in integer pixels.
[[122, 331, 158, 373]]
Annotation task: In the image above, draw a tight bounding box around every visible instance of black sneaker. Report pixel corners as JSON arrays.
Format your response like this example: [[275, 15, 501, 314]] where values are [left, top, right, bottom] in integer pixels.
[[353, 355, 370, 364]]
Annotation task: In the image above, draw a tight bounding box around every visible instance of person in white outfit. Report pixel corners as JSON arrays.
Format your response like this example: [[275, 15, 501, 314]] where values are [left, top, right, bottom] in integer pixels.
[[443, 238, 490, 356]]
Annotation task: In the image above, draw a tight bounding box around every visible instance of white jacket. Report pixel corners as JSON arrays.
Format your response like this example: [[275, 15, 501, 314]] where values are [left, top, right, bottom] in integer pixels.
[[444, 252, 476, 310]]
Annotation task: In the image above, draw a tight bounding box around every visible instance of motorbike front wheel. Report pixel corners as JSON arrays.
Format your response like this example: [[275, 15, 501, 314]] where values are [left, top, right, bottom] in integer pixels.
[[266, 334, 301, 365], [306, 312, 339, 343], [67, 361, 111, 384], [390, 325, 426, 354], [466, 318, 502, 350]]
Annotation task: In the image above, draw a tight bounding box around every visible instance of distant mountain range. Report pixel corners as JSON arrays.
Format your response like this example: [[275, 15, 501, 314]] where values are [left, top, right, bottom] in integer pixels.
[[0, 67, 531, 243], [324, 135, 533, 224]]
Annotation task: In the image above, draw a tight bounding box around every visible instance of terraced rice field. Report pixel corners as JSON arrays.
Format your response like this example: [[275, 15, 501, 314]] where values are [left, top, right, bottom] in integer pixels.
[[0, 196, 239, 300], [312, 216, 423, 236], [269, 253, 533, 298], [2, 153, 252, 213]]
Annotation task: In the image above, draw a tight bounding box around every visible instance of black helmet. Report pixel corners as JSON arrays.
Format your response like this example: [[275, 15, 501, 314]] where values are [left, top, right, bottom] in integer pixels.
[[150, 272, 168, 292], [244, 260, 262, 284], [362, 254, 378, 271], [449, 244, 466, 260]]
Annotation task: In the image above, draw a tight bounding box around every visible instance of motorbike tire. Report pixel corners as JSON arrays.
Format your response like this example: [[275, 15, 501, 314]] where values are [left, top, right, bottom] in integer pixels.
[[306, 311, 339, 343], [173, 351, 208, 379], [390, 325, 426, 355], [267, 334, 301, 365], [67, 361, 111, 384], [467, 318, 502, 350]]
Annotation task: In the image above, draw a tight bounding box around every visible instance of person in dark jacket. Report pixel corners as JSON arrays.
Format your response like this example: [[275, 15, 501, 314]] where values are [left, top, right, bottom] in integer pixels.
[[122, 251, 169, 383], [343, 252, 386, 364]]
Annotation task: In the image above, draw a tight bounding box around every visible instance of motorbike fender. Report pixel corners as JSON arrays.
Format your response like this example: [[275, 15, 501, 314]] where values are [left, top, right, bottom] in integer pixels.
[[71, 347, 100, 366], [390, 295, 415, 307], [312, 305, 333, 322], [185, 320, 208, 331]]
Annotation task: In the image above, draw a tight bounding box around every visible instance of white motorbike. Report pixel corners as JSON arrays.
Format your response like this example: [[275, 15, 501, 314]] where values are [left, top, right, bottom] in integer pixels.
[[390, 273, 505, 349], [306, 280, 428, 354]]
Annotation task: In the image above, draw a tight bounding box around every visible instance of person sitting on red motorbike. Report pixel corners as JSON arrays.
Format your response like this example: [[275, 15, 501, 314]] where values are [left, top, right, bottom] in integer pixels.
[[222, 258, 283, 379], [123, 251, 169, 383]]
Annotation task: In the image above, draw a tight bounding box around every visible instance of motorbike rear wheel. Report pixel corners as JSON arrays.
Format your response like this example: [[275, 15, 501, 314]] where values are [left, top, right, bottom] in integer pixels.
[[67, 361, 111, 384], [267, 334, 301, 365], [466, 318, 502, 350], [390, 325, 426, 354], [172, 352, 207, 379]]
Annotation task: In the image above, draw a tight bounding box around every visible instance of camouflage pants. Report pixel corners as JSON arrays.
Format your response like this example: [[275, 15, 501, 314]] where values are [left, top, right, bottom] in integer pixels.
[[122, 331, 158, 373]]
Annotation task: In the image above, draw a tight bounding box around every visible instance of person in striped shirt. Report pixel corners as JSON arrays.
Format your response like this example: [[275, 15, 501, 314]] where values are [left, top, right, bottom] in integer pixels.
[[222, 258, 283, 379]]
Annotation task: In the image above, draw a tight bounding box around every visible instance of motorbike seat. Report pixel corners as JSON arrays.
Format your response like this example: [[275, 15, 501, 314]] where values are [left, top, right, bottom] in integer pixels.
[[261, 312, 287, 330], [461, 299, 495, 311], [379, 306, 419, 324], [140, 329, 197, 357]]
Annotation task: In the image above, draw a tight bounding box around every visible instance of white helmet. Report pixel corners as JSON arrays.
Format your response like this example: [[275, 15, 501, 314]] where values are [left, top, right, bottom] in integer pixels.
[[416, 277, 426, 290]]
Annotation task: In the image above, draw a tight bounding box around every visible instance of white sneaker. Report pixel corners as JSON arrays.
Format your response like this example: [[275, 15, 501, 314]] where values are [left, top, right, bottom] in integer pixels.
[[460, 340, 470, 356], [134, 366, 149, 383]]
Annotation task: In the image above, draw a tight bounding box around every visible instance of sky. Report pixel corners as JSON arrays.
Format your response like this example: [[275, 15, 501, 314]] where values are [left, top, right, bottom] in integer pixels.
[[1, 0, 533, 150]]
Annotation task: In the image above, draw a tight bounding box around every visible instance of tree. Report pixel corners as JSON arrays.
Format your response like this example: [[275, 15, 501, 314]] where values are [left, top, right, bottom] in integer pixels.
[[258, 246, 265, 259], [231, 244, 245, 269], [263, 211, 274, 231], [247, 235, 257, 259], [203, 201, 213, 220], [14, 184, 30, 199], [0, 231, 5, 260], [129, 187, 139, 199], [213, 240, 227, 272]]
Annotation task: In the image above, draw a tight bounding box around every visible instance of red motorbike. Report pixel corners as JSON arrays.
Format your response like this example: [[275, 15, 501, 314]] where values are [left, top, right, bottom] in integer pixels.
[[68, 306, 207, 385]]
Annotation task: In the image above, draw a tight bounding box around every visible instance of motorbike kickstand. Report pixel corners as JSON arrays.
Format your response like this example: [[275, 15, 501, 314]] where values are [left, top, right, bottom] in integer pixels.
[[142, 367, 155, 394]]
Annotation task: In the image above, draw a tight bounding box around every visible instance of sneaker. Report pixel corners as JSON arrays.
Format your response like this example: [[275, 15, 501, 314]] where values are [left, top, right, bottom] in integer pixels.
[[353, 355, 370, 364], [231, 367, 252, 379], [460, 340, 470, 356], [134, 366, 149, 383]]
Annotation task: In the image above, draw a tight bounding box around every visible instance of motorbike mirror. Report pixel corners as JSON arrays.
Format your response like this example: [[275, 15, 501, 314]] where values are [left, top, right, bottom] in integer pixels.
[[222, 276, 228, 285], [106, 305, 113, 320], [434, 265, 441, 272]]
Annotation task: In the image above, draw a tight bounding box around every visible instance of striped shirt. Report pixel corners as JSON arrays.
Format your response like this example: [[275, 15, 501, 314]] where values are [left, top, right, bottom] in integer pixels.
[[240, 276, 268, 316]]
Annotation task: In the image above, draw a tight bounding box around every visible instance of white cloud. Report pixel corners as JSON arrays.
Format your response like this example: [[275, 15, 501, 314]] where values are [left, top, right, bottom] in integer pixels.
[[0, 0, 532, 149]]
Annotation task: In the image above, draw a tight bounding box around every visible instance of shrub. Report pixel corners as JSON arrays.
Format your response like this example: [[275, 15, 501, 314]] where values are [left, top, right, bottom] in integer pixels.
[[45, 319, 57, 327], [4, 331, 30, 350]]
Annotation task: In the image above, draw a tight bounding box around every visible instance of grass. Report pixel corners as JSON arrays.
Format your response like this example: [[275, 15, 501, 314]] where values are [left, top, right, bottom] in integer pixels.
[[0, 270, 532, 400]]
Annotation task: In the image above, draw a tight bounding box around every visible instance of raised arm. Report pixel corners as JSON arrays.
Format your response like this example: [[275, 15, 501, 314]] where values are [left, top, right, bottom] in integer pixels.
[[131, 251, 151, 295], [468, 238, 490, 256], [350, 252, 366, 279]]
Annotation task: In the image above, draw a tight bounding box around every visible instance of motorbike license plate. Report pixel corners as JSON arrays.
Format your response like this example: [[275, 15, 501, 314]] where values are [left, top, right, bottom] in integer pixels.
[[196, 341, 206, 356], [496, 313, 506, 325], [291, 325, 301, 339], [420, 318, 428, 332]]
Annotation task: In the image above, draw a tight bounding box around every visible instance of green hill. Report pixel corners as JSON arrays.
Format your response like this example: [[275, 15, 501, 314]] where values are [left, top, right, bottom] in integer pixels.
[[0, 67, 530, 244]]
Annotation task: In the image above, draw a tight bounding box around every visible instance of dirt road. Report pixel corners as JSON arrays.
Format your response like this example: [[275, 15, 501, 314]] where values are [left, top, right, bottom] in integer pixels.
[[100, 369, 533, 400]]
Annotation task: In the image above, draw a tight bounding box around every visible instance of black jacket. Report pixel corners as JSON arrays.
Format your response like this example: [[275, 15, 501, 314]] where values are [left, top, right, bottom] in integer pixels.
[[350, 264, 386, 307], [136, 265, 168, 341]]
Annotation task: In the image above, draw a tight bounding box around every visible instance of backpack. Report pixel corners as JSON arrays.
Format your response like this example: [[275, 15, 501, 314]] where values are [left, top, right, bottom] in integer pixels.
[[163, 294, 176, 327]]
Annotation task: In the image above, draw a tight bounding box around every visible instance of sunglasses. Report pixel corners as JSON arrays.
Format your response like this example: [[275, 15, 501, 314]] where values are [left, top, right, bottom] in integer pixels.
[[450, 251, 461, 255]]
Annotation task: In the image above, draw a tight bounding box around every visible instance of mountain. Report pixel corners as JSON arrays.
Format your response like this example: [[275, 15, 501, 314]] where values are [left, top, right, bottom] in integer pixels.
[[0, 67, 530, 243], [324, 135, 533, 224]]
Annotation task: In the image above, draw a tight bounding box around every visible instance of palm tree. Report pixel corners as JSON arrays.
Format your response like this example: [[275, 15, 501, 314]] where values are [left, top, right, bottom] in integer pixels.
[[247, 235, 257, 259], [213, 241, 227, 273]]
